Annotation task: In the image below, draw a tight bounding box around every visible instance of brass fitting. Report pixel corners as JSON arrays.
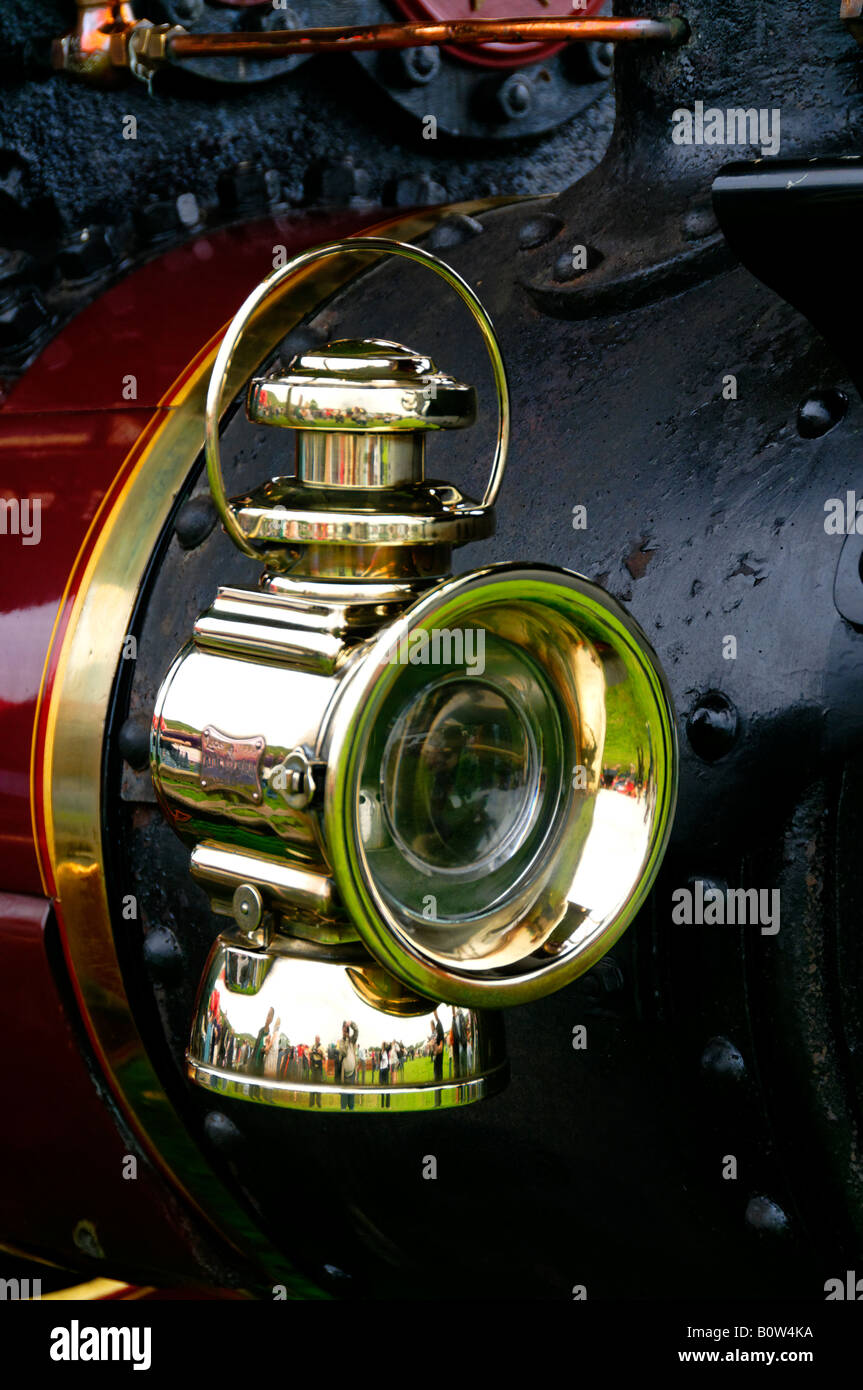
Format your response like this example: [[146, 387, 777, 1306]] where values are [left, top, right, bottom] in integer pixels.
[[51, 1, 183, 86]]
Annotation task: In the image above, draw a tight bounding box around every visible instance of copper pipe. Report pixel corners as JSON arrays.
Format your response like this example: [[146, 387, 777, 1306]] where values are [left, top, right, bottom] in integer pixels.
[[169, 17, 689, 60]]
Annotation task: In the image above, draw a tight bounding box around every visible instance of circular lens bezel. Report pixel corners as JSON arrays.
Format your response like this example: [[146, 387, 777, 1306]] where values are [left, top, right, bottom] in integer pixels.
[[322, 563, 678, 1007]]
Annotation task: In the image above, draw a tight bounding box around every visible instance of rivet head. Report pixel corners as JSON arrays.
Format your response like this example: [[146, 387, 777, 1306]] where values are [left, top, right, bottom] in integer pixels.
[[682, 205, 718, 241], [701, 1036, 746, 1081], [118, 716, 151, 772], [427, 214, 484, 250], [796, 388, 848, 439], [518, 213, 563, 251], [142, 925, 184, 982], [745, 1196, 790, 1236], [174, 493, 217, 550], [686, 691, 739, 763], [552, 245, 603, 282], [204, 1111, 244, 1155]]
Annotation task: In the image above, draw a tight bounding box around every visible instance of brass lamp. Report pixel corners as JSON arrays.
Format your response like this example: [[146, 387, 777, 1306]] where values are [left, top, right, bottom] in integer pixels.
[[150, 237, 678, 1112]]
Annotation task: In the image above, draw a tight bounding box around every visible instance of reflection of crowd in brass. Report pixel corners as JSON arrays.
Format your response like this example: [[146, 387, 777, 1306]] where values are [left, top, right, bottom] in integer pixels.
[[198, 977, 476, 1110], [600, 765, 642, 798]]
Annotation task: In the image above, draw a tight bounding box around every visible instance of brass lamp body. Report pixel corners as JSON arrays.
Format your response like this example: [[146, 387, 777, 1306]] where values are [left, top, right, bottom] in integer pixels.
[[150, 238, 678, 1113]]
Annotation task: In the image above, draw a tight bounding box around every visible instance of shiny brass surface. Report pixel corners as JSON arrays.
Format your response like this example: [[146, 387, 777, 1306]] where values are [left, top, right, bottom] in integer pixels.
[[51, 1, 138, 83], [190, 843, 350, 938], [249, 338, 476, 437], [187, 934, 508, 1112], [277, 543, 452, 581], [153, 559, 677, 1002], [323, 563, 678, 1007], [296, 432, 424, 490], [205, 238, 510, 565], [232, 478, 493, 554]]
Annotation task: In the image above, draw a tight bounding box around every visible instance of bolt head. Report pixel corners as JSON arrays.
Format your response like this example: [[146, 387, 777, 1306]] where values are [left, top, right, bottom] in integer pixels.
[[498, 77, 532, 119], [232, 883, 264, 933]]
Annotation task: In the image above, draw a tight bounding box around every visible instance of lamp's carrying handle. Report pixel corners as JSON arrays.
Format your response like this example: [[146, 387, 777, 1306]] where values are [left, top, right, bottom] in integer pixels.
[[204, 235, 511, 560]]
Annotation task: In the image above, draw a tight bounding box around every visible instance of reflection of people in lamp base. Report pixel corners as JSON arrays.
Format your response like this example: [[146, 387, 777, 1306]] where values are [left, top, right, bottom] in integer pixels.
[[264, 1017, 281, 1077], [338, 1020, 359, 1111], [309, 1034, 324, 1108], [250, 1006, 273, 1099], [432, 1010, 445, 1107], [379, 1041, 390, 1109], [205, 981, 221, 1062], [452, 1006, 466, 1079]]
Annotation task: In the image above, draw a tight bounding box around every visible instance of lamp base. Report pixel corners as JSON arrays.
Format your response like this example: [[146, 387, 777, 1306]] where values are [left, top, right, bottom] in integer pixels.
[[187, 933, 508, 1113]]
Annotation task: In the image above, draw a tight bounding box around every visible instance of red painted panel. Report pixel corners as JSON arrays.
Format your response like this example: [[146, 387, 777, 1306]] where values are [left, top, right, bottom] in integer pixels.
[[2, 211, 371, 415], [0, 893, 217, 1280]]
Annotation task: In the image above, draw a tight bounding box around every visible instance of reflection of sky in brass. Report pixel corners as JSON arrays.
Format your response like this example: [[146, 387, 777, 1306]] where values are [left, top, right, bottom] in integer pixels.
[[217, 958, 454, 1048], [567, 788, 650, 919]]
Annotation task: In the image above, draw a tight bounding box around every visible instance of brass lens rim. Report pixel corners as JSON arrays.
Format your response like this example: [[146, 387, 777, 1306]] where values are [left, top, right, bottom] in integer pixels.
[[322, 562, 679, 1008]]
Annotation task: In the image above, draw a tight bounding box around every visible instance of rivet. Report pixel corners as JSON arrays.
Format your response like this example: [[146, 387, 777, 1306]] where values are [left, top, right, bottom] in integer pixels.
[[204, 1111, 244, 1155], [745, 1196, 790, 1236], [686, 691, 739, 763], [142, 925, 184, 982], [174, 493, 217, 550], [682, 205, 718, 241], [552, 244, 603, 283], [583, 39, 614, 81], [518, 214, 563, 250], [427, 214, 484, 250], [797, 388, 848, 439], [700, 1036, 746, 1081], [118, 716, 151, 772]]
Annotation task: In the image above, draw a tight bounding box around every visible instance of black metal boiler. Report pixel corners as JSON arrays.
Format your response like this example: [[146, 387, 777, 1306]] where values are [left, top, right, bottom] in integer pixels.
[[5, 0, 863, 1306]]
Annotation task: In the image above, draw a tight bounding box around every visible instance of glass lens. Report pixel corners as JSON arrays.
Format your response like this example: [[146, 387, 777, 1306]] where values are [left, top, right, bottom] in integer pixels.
[[380, 679, 539, 876], [357, 623, 567, 937]]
